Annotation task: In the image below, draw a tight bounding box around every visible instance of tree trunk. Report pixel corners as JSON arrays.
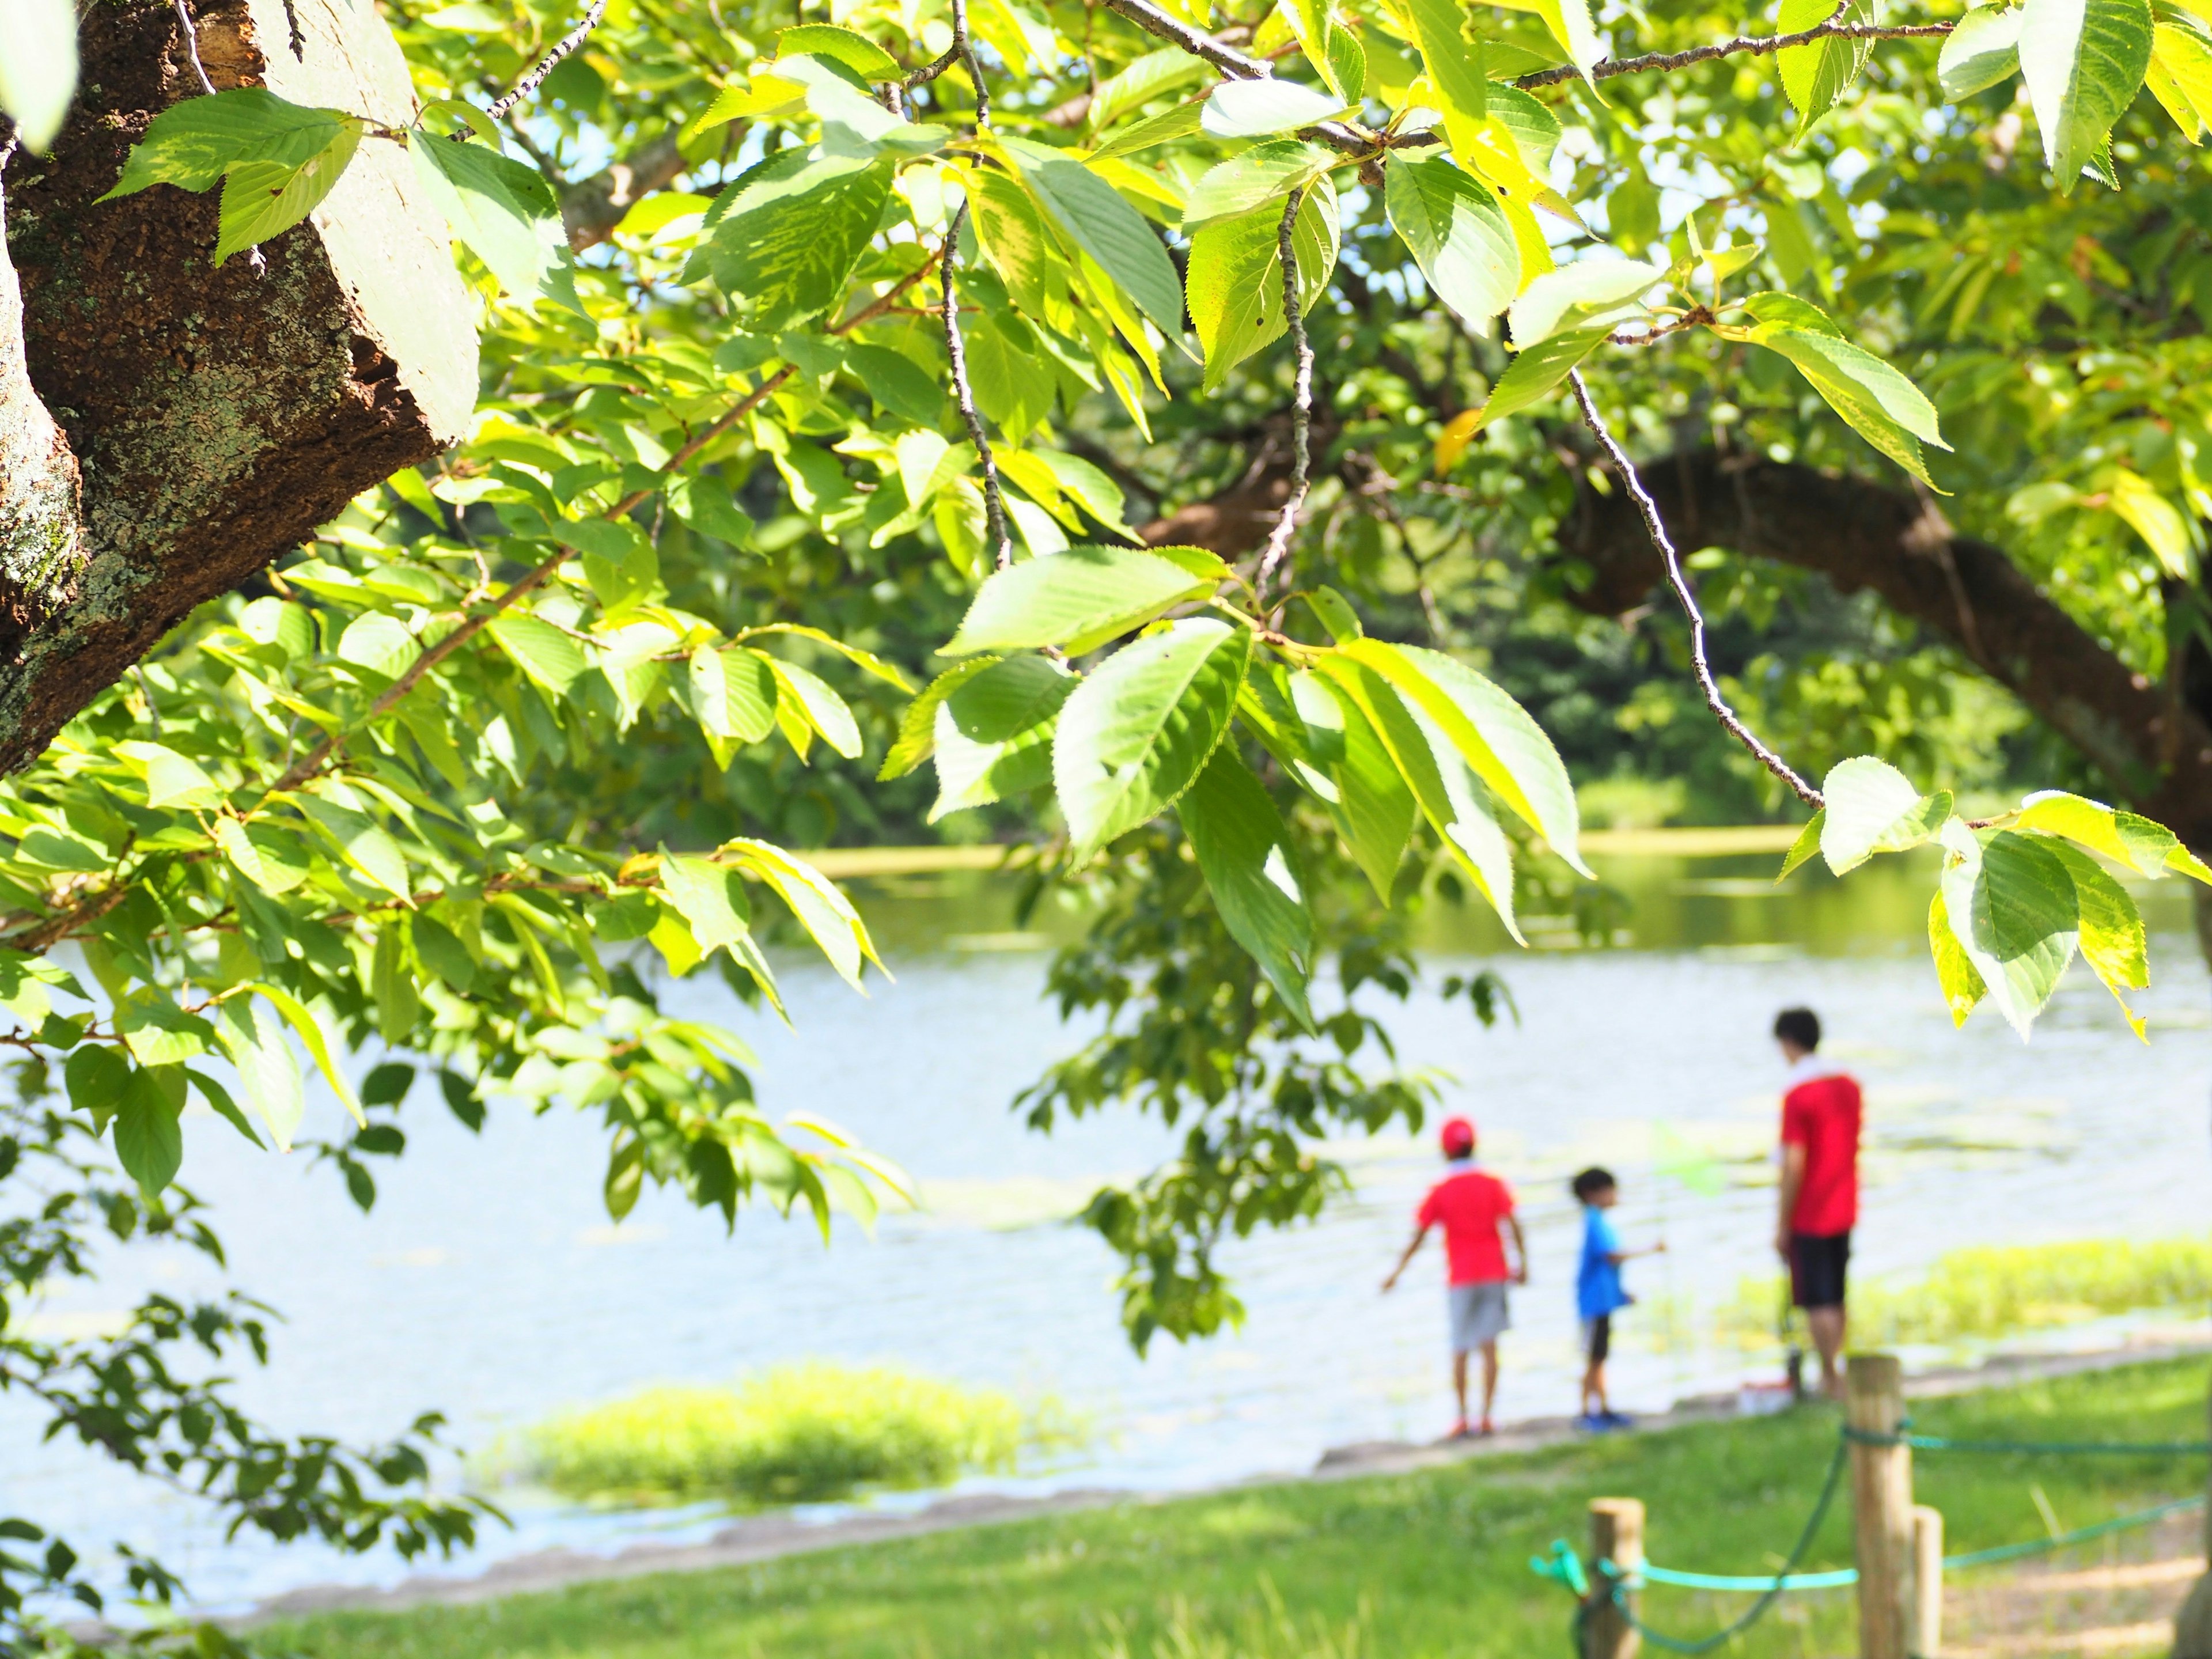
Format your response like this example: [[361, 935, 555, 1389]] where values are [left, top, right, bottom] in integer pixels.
[[0, 0, 476, 771]]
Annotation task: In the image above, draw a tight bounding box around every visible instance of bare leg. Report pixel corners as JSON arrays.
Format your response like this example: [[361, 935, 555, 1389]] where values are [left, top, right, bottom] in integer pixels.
[[1452, 1350, 1469, 1423], [1590, 1361, 1609, 1417], [1807, 1305, 1846, 1397], [1479, 1340, 1500, 1426]]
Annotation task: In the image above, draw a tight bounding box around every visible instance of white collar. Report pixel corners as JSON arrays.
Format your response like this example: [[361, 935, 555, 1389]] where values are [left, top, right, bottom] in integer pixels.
[[1786, 1052, 1845, 1088], [1444, 1155, 1478, 1172]]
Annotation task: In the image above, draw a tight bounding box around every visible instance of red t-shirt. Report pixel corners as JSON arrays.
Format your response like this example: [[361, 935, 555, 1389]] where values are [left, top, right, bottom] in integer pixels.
[[1782, 1072, 1862, 1234], [1416, 1165, 1516, 1285]]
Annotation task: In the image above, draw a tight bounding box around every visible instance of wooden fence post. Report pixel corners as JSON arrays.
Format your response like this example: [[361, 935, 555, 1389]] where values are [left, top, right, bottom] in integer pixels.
[[1586, 1498, 1644, 1659], [2172, 1372, 2212, 1658], [1906, 1505, 1943, 1658], [1848, 1353, 1912, 1659]]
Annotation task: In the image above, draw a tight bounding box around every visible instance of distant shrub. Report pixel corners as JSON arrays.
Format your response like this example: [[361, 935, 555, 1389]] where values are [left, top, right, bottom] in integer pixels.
[[524, 1363, 1081, 1505], [1723, 1235, 2212, 1346]]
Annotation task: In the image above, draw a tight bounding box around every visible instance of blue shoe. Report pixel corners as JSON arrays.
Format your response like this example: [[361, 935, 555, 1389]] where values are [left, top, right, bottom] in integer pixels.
[[1601, 1411, 1637, 1430], [1575, 1413, 1608, 1432]]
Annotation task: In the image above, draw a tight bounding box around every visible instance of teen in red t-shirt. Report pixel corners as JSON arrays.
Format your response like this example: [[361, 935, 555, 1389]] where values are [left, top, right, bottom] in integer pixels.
[[1772, 1006, 1862, 1399], [1381, 1116, 1527, 1438]]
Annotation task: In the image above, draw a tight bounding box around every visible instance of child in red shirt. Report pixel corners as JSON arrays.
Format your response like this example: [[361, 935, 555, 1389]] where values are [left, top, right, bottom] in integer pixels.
[[1382, 1116, 1527, 1438], [1773, 1006, 1863, 1399]]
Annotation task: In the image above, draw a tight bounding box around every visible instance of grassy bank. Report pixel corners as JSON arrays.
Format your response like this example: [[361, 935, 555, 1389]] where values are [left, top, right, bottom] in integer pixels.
[[1722, 1236, 2212, 1347], [272, 1356, 2210, 1659]]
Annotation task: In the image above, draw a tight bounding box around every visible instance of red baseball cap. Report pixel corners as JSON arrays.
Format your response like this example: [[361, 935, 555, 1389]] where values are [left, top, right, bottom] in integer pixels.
[[1440, 1116, 1476, 1156]]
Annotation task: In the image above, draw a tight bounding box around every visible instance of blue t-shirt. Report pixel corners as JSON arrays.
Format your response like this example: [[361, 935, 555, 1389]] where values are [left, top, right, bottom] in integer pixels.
[[1577, 1207, 1630, 1320]]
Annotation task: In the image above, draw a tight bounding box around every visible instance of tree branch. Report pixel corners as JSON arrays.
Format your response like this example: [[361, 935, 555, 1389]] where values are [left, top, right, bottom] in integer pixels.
[[1566, 372, 1824, 808], [940, 201, 1014, 570], [559, 132, 686, 252], [484, 0, 609, 124], [1255, 188, 1310, 610], [1515, 17, 1952, 89], [1553, 444, 2212, 839]]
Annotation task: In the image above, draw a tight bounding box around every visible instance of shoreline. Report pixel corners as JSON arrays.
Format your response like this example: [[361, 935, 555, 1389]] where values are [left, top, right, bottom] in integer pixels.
[[248, 1331, 2212, 1623]]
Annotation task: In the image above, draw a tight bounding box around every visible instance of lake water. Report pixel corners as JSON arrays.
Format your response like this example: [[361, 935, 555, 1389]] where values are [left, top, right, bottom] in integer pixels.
[[10, 851, 2212, 1616]]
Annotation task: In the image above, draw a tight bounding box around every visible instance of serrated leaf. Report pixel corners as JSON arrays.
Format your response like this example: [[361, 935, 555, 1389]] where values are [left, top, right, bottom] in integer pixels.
[[766, 657, 862, 759], [1092, 99, 1207, 161], [1941, 5, 2027, 97], [1183, 139, 1334, 226], [1508, 258, 1664, 347], [1755, 327, 1951, 486], [487, 614, 587, 697], [247, 981, 363, 1124], [409, 134, 584, 313], [2044, 838, 2148, 1034], [688, 646, 782, 745], [1778, 811, 1826, 881], [881, 657, 999, 779], [2148, 20, 2212, 137], [1200, 78, 1350, 138], [1089, 47, 1214, 130], [968, 166, 1058, 315], [1927, 890, 1988, 1027], [1817, 755, 1938, 873], [1405, 0, 1489, 155], [1189, 175, 1339, 393], [1532, 0, 1607, 81], [214, 119, 362, 265], [1385, 156, 1519, 330], [1054, 620, 1251, 861], [946, 543, 1223, 655], [218, 994, 305, 1149], [1465, 323, 1611, 432], [1179, 745, 1317, 1030], [112, 741, 223, 810], [2019, 0, 2155, 185], [931, 653, 1073, 818], [1938, 822, 2081, 1036], [723, 839, 882, 990], [118, 1002, 217, 1067], [0, 0, 78, 152], [114, 1066, 185, 1201], [774, 22, 903, 79], [684, 150, 892, 329], [294, 794, 410, 901], [1002, 137, 1185, 336], [658, 851, 753, 957], [100, 88, 347, 200], [1777, 0, 1877, 136]]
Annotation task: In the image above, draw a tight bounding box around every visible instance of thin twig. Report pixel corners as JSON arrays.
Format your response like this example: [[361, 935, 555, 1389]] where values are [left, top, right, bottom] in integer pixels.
[[940, 202, 1014, 570], [1517, 18, 1952, 88], [1093, 0, 1372, 154], [1566, 370, 1824, 810], [171, 0, 268, 274], [950, 0, 991, 125], [1255, 187, 1310, 611], [485, 0, 610, 123]]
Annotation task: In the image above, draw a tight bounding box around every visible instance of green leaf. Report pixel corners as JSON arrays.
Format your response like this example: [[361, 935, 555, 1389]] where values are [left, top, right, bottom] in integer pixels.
[[214, 119, 362, 265], [1465, 323, 1612, 432], [2019, 0, 2154, 184], [0, 0, 78, 152], [1817, 755, 1948, 872], [766, 657, 863, 759], [2147, 20, 2212, 138], [100, 88, 346, 200], [294, 793, 411, 900], [1384, 157, 1518, 331], [114, 1066, 185, 1202], [218, 994, 306, 1149], [1927, 891, 1988, 1027], [774, 23, 904, 79], [1178, 745, 1317, 1030], [336, 611, 419, 681], [118, 1002, 216, 1067], [1053, 619, 1252, 861], [1089, 47, 1214, 129], [1189, 175, 1339, 393], [408, 133, 585, 312], [412, 914, 478, 992], [687, 150, 893, 328], [881, 657, 999, 779], [1002, 137, 1185, 336], [214, 818, 311, 893], [929, 653, 1074, 818], [1509, 258, 1664, 347], [1092, 99, 1208, 161], [723, 839, 883, 990], [2044, 838, 2148, 1035], [658, 851, 754, 957], [111, 741, 223, 809], [946, 543, 1224, 656], [1531, 0, 1606, 82], [1292, 672, 1415, 901], [1937, 823, 2081, 1036], [2010, 790, 2182, 876], [65, 1044, 131, 1132], [1182, 139, 1334, 226], [248, 982, 364, 1124], [1340, 639, 1589, 874], [690, 646, 781, 744], [1941, 5, 2026, 97], [1405, 0, 1489, 156], [1199, 78, 1348, 138], [1778, 811, 1826, 881], [844, 342, 947, 427], [487, 614, 588, 698], [371, 925, 419, 1046], [1754, 327, 1952, 486], [968, 166, 1058, 315], [1776, 0, 1877, 137]]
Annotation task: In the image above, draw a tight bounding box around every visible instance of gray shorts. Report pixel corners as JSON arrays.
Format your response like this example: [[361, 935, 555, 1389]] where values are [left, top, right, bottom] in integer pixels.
[[1448, 1281, 1511, 1353]]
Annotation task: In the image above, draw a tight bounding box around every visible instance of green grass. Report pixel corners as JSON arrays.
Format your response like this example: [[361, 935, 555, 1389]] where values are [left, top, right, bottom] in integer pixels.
[[1722, 1234, 2212, 1346], [269, 1355, 2211, 1659], [514, 1364, 1081, 1506]]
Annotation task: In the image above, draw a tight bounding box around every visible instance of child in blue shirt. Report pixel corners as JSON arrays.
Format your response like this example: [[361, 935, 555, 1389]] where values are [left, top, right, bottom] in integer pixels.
[[1572, 1166, 1664, 1430]]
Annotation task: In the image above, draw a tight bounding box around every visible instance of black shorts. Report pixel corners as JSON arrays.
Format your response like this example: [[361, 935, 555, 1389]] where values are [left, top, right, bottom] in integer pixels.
[[1790, 1231, 1851, 1310], [1583, 1313, 1612, 1365]]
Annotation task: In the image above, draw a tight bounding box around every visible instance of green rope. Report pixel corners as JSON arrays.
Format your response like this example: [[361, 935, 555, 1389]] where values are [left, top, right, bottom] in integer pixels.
[[1942, 1493, 2207, 1571], [1634, 1562, 1860, 1592], [1844, 1427, 2212, 1457]]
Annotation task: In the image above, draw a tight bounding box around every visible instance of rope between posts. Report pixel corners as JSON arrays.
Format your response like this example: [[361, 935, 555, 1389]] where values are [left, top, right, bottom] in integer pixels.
[[1529, 1418, 2211, 1656]]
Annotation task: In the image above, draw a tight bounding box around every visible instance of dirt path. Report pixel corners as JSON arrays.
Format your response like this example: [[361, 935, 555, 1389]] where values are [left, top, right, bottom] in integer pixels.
[[252, 1336, 2212, 1622]]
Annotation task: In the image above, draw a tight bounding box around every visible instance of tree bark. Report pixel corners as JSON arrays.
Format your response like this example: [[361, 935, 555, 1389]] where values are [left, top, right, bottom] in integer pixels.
[[0, 0, 476, 772], [560, 132, 685, 252], [1551, 448, 2212, 847]]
